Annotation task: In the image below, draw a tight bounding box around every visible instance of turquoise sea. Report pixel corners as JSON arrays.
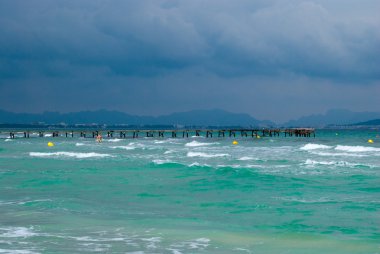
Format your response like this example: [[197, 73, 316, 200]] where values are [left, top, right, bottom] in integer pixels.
[[0, 130, 379, 253]]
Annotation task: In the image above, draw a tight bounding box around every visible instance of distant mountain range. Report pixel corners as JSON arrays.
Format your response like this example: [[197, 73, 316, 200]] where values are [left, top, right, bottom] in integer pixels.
[[283, 109, 380, 127], [352, 119, 380, 126], [0, 109, 273, 127], [1, 108, 380, 127]]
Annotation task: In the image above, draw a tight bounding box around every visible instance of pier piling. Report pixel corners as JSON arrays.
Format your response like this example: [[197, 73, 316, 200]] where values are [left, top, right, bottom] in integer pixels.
[[1, 128, 315, 140]]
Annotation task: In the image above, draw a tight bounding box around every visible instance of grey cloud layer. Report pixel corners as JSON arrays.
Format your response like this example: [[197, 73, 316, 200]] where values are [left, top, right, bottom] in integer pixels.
[[0, 0, 379, 121], [1, 0, 379, 79]]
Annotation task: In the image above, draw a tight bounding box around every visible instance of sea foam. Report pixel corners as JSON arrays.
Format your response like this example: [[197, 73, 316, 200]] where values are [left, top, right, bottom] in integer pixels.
[[110, 146, 136, 150], [300, 143, 332, 150], [29, 152, 114, 158], [152, 159, 174, 165], [185, 141, 216, 147], [335, 145, 380, 153], [104, 139, 122, 143], [187, 152, 229, 158], [238, 156, 255, 161], [0, 227, 37, 238], [188, 162, 211, 167], [304, 159, 364, 167], [311, 151, 368, 157]]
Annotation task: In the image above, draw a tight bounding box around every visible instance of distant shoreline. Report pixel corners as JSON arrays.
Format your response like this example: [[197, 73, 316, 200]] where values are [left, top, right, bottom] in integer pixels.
[[0, 123, 379, 131]]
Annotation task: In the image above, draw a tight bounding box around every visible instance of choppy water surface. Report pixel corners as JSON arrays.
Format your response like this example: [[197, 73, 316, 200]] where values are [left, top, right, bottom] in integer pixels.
[[0, 130, 379, 253]]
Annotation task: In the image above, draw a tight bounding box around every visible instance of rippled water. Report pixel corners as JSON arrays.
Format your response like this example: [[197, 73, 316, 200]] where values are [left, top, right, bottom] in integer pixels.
[[0, 130, 379, 253]]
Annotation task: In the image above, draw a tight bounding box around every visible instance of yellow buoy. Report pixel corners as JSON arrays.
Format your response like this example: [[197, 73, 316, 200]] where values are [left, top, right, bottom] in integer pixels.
[[368, 139, 374, 144], [47, 142, 54, 147], [232, 140, 238, 145]]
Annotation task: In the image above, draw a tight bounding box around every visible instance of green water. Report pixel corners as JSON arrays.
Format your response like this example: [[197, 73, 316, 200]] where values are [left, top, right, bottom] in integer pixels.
[[0, 130, 379, 253]]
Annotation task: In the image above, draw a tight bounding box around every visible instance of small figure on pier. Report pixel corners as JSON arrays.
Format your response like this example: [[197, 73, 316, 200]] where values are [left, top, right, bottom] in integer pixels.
[[96, 134, 103, 143]]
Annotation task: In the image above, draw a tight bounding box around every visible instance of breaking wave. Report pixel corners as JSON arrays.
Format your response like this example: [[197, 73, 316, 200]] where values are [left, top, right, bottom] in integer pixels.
[[187, 152, 229, 158], [304, 159, 372, 168], [238, 156, 255, 161], [335, 145, 380, 153], [110, 146, 136, 150], [29, 152, 115, 158], [0, 226, 37, 238], [104, 139, 122, 143], [300, 143, 332, 150], [185, 141, 217, 147]]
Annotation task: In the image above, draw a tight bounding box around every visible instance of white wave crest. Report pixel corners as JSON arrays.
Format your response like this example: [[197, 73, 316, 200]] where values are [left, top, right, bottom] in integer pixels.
[[29, 152, 114, 158], [238, 156, 255, 161], [105, 139, 122, 142], [335, 145, 380, 153], [0, 227, 37, 238], [4, 139, 12, 142], [0, 249, 40, 254], [44, 134, 52, 137], [154, 140, 170, 144], [152, 159, 173, 165], [168, 238, 210, 252], [300, 143, 332, 150], [110, 146, 136, 150], [185, 141, 217, 147], [311, 151, 368, 157], [187, 152, 229, 158], [75, 143, 85, 146], [188, 162, 210, 167], [191, 135, 205, 138], [304, 159, 371, 167]]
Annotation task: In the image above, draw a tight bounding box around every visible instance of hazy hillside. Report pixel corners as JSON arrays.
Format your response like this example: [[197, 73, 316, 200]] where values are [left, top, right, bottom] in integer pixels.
[[284, 109, 380, 127], [0, 109, 271, 127], [352, 119, 380, 126]]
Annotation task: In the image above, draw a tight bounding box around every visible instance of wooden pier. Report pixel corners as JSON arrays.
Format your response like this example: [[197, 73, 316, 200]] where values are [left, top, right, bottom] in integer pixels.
[[1, 128, 315, 139]]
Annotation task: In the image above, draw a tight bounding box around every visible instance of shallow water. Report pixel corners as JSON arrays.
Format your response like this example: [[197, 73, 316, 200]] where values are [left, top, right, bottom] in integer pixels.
[[0, 130, 379, 253]]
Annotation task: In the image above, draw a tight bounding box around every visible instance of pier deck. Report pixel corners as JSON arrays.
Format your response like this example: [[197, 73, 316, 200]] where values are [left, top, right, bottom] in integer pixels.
[[1, 128, 315, 139]]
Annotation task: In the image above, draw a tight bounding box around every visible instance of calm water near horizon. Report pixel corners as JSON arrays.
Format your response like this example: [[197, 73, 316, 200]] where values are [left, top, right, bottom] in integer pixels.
[[0, 129, 379, 253]]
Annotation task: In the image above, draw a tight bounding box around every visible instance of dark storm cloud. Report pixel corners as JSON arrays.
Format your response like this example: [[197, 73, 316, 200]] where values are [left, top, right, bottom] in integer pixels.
[[0, 0, 379, 121], [1, 0, 379, 79]]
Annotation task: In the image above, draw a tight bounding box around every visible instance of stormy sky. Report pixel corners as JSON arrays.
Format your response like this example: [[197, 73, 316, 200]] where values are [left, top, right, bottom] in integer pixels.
[[0, 0, 379, 122]]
